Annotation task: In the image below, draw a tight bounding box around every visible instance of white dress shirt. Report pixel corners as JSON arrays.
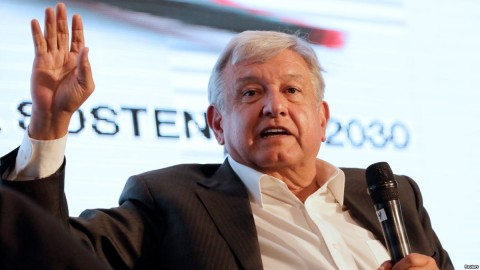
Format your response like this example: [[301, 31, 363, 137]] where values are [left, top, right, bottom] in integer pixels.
[[228, 156, 390, 269], [6, 131, 67, 181]]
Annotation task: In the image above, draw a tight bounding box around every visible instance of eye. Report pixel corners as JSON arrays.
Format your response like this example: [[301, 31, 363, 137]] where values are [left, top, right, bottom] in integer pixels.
[[286, 87, 299, 94], [242, 89, 257, 96], [283, 86, 306, 103]]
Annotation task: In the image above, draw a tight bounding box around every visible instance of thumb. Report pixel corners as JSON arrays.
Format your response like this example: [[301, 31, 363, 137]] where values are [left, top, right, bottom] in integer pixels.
[[77, 47, 95, 94]]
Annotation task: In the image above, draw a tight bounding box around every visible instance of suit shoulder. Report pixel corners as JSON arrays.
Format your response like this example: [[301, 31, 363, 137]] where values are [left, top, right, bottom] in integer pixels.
[[341, 167, 366, 185], [340, 167, 366, 176], [341, 167, 414, 184], [129, 163, 222, 186], [119, 163, 223, 203]]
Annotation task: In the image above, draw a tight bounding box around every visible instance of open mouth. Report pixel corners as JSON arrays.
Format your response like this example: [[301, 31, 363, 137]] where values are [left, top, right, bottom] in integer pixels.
[[260, 128, 291, 138]]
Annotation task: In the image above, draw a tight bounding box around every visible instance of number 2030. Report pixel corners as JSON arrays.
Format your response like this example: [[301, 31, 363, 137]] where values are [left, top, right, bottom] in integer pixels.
[[325, 118, 410, 149]]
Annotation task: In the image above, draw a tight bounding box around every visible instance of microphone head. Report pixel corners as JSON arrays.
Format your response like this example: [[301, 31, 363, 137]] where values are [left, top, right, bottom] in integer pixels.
[[366, 162, 399, 203], [366, 162, 395, 187]]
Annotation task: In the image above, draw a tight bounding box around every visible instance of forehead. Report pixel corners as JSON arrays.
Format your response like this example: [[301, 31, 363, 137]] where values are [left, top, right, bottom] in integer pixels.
[[227, 50, 312, 82]]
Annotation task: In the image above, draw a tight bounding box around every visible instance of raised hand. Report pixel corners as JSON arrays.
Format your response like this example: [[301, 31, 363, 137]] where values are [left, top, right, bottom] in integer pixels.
[[29, 3, 94, 140]]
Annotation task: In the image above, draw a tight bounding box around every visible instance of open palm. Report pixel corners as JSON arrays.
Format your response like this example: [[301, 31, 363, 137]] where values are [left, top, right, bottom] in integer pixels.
[[29, 3, 94, 139]]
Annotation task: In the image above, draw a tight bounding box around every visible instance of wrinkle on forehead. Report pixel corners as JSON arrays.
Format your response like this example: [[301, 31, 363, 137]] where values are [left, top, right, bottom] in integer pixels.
[[234, 73, 307, 85]]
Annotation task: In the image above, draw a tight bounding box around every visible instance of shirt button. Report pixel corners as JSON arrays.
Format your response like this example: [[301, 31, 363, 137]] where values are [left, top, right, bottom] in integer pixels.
[[332, 243, 340, 249]]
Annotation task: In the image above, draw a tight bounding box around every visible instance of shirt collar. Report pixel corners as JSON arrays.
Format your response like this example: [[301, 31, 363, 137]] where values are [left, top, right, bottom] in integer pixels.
[[227, 155, 345, 207]]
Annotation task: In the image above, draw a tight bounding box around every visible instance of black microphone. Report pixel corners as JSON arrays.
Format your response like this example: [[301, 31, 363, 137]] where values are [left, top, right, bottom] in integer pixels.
[[366, 162, 411, 264]]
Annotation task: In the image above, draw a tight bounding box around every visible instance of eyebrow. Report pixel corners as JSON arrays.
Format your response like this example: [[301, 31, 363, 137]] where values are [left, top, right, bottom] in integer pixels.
[[234, 76, 260, 85], [234, 73, 306, 85]]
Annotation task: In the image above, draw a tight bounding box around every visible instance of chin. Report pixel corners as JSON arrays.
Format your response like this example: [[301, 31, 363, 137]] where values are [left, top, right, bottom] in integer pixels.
[[253, 151, 299, 167]]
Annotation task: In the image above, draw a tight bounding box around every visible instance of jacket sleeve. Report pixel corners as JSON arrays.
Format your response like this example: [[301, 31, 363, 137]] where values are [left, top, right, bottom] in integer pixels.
[[403, 175, 454, 270], [69, 176, 164, 269], [1, 148, 69, 223], [0, 186, 109, 270], [1, 148, 163, 269]]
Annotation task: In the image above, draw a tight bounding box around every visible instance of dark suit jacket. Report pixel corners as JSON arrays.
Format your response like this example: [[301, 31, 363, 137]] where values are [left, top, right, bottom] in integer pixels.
[[0, 148, 453, 269], [0, 187, 108, 270]]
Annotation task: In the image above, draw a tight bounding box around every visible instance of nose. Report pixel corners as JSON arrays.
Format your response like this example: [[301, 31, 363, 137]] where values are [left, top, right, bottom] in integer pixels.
[[262, 90, 287, 117]]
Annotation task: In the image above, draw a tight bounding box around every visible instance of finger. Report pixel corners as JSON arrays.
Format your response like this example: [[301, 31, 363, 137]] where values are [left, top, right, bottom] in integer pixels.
[[378, 260, 392, 270], [77, 47, 95, 94], [392, 254, 437, 270], [44, 6, 57, 52], [31, 19, 46, 55], [404, 255, 430, 267], [70, 14, 85, 53], [56, 3, 69, 51]]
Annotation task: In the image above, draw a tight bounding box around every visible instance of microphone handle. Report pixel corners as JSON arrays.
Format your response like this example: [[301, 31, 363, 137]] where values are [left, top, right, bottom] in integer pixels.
[[375, 199, 412, 264]]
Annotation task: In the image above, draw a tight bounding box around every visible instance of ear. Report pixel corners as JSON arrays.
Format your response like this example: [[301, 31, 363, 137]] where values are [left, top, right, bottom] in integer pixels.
[[207, 105, 225, 145], [319, 101, 330, 142]]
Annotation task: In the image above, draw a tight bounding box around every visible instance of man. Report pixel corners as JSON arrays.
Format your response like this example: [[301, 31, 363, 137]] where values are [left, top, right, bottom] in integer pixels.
[[1, 3, 452, 270]]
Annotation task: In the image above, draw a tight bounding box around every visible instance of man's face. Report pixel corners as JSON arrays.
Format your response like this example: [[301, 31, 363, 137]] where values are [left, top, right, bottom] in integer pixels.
[[208, 49, 329, 173]]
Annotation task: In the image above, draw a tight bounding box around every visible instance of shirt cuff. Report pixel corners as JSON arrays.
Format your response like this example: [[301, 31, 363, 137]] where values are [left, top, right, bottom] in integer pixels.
[[9, 131, 67, 181]]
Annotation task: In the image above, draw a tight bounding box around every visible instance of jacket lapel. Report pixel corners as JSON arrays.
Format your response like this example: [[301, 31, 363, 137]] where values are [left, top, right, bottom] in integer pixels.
[[342, 168, 385, 245], [196, 160, 263, 270]]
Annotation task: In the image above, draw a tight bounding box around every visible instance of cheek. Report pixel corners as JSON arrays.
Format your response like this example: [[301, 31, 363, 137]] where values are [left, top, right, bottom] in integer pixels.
[[297, 108, 325, 138], [223, 113, 247, 142]]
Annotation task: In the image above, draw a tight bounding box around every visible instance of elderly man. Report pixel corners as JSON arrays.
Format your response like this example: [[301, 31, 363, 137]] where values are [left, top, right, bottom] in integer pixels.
[[1, 3, 452, 270]]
